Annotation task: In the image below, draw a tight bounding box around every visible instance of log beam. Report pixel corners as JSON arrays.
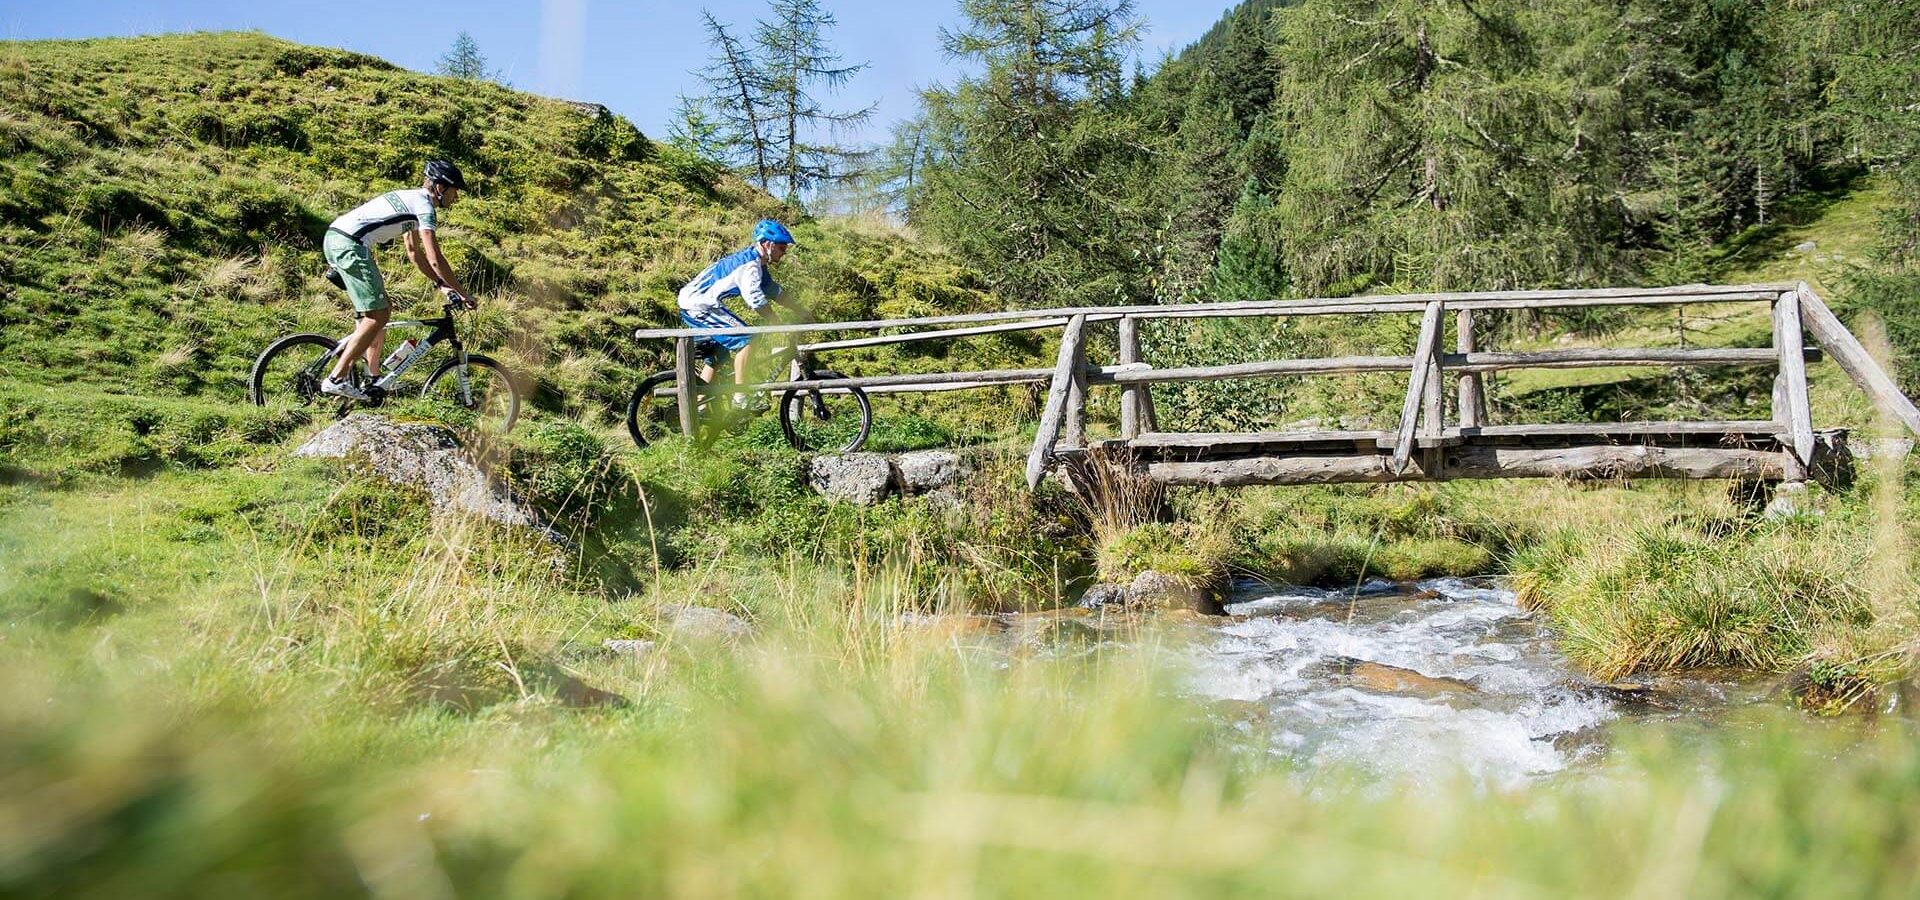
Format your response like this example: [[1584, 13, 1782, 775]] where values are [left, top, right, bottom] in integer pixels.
[[1027, 314, 1088, 489], [1149, 445, 1790, 487], [1773, 291, 1816, 465], [1457, 308, 1485, 428], [673, 337, 697, 438], [1392, 300, 1446, 474], [1797, 283, 1920, 439]]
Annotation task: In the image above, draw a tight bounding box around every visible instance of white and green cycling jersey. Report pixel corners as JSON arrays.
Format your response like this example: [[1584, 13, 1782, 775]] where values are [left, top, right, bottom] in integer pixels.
[[327, 188, 437, 246]]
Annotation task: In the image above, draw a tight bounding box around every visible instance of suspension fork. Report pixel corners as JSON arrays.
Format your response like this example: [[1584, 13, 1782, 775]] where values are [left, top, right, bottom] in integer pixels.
[[449, 337, 473, 406], [793, 350, 832, 419]]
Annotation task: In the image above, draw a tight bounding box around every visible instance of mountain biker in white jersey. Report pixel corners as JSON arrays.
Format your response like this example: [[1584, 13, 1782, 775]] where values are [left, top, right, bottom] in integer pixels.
[[319, 160, 476, 400], [677, 219, 805, 412]]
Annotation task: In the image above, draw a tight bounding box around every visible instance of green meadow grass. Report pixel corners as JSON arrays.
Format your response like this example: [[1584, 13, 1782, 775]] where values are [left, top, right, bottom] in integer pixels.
[[3, 458, 1919, 897]]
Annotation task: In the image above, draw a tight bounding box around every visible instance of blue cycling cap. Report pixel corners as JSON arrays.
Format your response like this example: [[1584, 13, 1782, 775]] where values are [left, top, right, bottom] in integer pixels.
[[753, 219, 796, 245]]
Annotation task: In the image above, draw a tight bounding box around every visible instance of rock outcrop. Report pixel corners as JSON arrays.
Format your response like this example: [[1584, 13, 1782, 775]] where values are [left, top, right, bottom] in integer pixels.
[[294, 413, 565, 544], [1077, 571, 1219, 614], [807, 450, 966, 506], [807, 453, 895, 505], [660, 604, 753, 644]]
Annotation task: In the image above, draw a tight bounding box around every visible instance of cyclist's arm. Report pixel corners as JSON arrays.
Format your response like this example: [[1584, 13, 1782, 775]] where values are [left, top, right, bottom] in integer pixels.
[[402, 231, 439, 284], [407, 229, 472, 300]]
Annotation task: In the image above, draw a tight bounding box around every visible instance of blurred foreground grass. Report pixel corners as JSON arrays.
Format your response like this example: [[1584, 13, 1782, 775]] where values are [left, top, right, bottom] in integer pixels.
[[3, 462, 1920, 898]]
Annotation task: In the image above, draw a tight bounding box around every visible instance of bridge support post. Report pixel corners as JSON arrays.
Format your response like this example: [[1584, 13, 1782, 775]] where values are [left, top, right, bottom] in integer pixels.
[[1457, 309, 1485, 428], [1119, 316, 1144, 439], [674, 336, 697, 438], [1027, 314, 1089, 490], [1773, 291, 1816, 468], [1064, 349, 1088, 450], [1392, 300, 1446, 475]]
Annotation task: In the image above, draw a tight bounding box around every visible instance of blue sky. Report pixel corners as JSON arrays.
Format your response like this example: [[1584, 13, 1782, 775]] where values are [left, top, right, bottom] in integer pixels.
[[0, 0, 1234, 145]]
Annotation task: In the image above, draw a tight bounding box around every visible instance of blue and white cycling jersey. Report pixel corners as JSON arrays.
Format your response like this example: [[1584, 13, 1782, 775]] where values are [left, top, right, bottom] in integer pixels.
[[678, 246, 781, 314]]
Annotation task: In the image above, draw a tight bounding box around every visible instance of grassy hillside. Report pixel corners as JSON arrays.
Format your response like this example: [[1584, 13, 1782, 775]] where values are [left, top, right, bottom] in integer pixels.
[[0, 32, 1003, 423]]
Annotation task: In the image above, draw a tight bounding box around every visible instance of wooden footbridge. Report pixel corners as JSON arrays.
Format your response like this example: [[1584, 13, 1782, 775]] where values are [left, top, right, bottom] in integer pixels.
[[635, 282, 1920, 491]]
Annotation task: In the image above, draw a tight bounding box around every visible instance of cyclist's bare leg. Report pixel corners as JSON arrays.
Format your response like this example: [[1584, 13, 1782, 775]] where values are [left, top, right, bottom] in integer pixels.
[[732, 343, 753, 387], [362, 327, 385, 378], [328, 307, 390, 381]]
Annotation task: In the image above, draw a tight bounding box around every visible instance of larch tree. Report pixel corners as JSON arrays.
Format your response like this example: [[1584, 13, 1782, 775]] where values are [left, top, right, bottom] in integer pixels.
[[754, 0, 875, 203], [1270, 0, 1631, 295], [436, 31, 502, 83], [679, 12, 774, 191], [913, 0, 1153, 308]]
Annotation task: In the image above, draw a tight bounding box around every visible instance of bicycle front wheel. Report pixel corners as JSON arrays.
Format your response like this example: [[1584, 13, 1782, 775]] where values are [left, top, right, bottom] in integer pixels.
[[250, 333, 339, 409], [779, 370, 871, 453], [422, 354, 521, 434]]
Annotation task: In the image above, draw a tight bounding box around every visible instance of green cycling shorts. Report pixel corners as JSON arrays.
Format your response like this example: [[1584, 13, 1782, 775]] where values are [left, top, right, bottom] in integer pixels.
[[323, 229, 388, 313]]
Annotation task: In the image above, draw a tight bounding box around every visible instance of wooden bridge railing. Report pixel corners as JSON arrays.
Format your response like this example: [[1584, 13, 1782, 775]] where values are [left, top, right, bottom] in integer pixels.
[[634, 282, 1920, 490]]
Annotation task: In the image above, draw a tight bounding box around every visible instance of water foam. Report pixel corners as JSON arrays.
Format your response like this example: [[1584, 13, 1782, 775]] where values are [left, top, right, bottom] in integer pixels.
[[1190, 577, 1614, 788]]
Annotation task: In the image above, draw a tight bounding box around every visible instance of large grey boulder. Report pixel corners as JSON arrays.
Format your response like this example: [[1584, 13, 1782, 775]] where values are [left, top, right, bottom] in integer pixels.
[[1129, 570, 1208, 612], [660, 604, 753, 644], [808, 453, 895, 505], [894, 450, 963, 495], [1077, 582, 1131, 610], [294, 413, 564, 544]]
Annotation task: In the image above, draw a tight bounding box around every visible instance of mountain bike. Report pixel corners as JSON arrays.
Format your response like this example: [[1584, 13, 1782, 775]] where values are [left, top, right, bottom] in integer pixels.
[[249, 294, 521, 433], [626, 339, 871, 452]]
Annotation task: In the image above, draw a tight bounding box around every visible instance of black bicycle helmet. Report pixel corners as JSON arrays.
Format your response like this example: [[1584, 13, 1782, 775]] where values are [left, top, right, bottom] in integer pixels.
[[424, 159, 467, 190]]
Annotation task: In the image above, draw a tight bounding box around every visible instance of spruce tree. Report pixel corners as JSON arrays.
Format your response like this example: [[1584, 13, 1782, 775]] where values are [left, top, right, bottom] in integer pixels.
[[1213, 176, 1286, 301]]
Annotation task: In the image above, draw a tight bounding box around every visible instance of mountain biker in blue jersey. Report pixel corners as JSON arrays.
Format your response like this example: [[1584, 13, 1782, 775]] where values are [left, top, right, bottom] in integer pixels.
[[319, 160, 474, 400], [677, 219, 806, 412]]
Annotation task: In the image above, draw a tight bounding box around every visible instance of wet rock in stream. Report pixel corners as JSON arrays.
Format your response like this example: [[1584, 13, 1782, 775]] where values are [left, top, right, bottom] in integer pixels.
[[1324, 656, 1479, 699]]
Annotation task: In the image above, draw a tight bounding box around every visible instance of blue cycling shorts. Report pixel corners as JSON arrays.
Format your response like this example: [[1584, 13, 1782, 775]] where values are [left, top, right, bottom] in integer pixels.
[[680, 306, 752, 358]]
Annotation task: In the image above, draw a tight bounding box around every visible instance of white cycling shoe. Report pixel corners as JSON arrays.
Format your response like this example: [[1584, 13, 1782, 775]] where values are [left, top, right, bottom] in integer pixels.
[[320, 376, 370, 401]]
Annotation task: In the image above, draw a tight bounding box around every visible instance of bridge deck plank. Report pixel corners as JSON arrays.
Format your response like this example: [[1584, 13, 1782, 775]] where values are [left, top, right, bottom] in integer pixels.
[[1128, 421, 1795, 457]]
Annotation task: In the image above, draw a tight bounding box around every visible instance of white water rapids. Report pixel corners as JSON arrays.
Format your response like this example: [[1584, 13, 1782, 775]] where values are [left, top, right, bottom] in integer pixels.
[[1185, 577, 1621, 788]]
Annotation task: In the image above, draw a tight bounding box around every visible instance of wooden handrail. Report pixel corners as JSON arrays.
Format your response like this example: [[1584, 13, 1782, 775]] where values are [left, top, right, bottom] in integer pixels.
[[632, 283, 1793, 340]]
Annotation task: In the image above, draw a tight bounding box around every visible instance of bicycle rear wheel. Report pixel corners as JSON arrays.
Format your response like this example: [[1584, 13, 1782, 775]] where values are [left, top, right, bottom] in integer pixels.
[[422, 354, 521, 434], [779, 371, 871, 453], [250, 333, 339, 409]]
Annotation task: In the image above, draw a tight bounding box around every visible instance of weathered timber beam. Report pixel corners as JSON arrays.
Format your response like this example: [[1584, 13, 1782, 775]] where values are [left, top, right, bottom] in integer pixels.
[[669, 362, 1152, 397], [1147, 445, 1789, 487], [685, 345, 1817, 398], [797, 317, 1072, 353], [1119, 316, 1143, 439], [1773, 291, 1816, 465], [1105, 356, 1413, 384], [632, 283, 1794, 339], [673, 337, 696, 438], [1797, 283, 1920, 439], [1392, 300, 1446, 474], [1027, 314, 1088, 490], [1443, 347, 1817, 372], [1450, 290, 1779, 311], [1457, 308, 1484, 428], [1150, 455, 1424, 486], [1423, 312, 1445, 440]]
